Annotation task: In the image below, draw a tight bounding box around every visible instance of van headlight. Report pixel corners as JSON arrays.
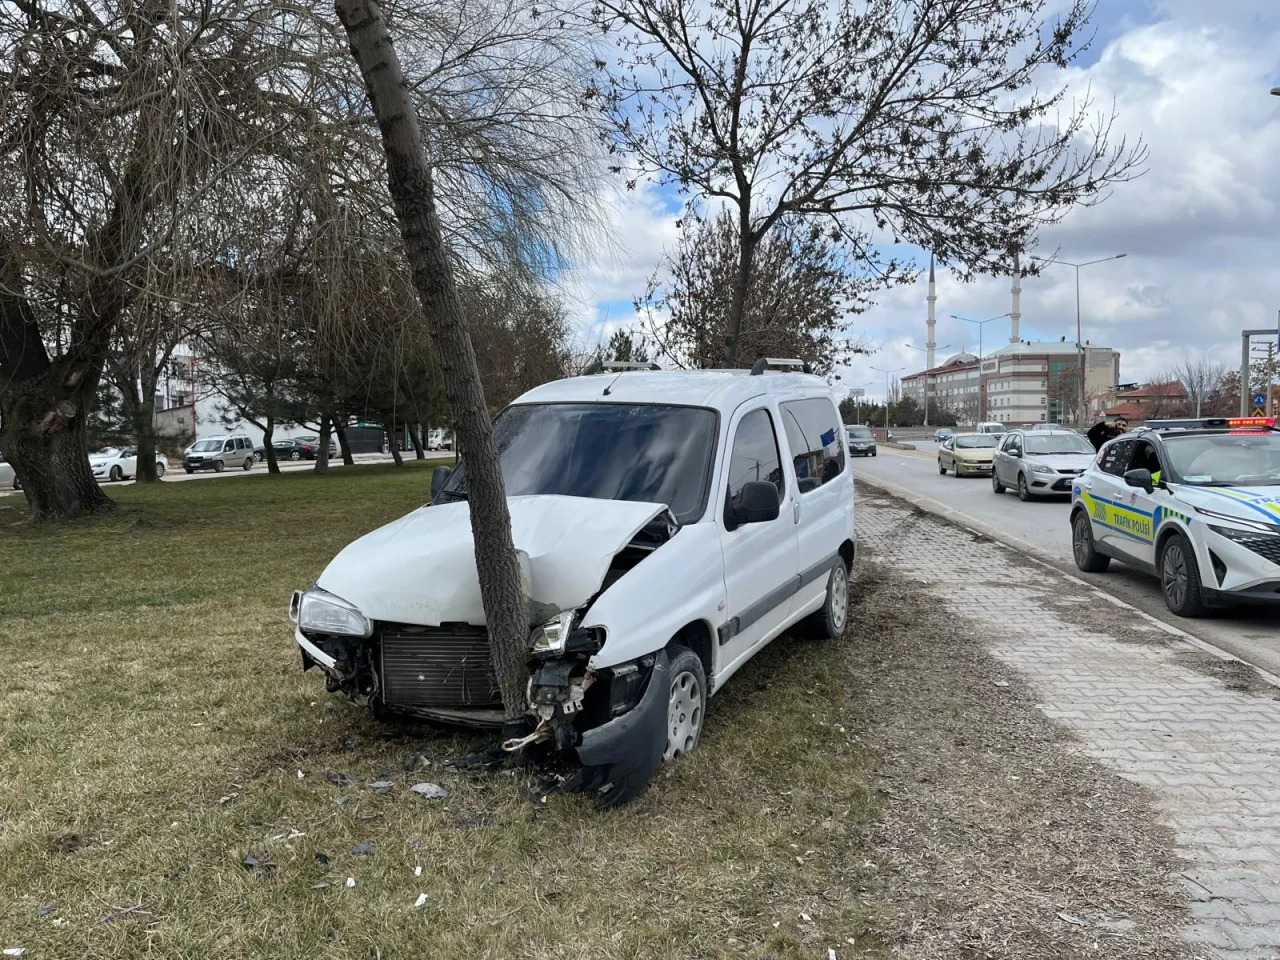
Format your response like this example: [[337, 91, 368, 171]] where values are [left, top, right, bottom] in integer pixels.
[[530, 611, 573, 656], [293, 587, 372, 637]]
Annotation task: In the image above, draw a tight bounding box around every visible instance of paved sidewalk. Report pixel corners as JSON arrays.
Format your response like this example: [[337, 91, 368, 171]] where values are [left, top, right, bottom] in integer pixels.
[[859, 492, 1280, 958]]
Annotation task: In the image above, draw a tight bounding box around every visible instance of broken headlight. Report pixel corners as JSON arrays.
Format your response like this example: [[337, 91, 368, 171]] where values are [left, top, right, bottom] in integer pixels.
[[295, 587, 372, 638], [530, 611, 574, 656]]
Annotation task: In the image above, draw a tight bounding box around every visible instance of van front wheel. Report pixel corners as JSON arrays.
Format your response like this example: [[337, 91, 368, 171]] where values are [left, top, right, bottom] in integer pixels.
[[664, 646, 706, 762]]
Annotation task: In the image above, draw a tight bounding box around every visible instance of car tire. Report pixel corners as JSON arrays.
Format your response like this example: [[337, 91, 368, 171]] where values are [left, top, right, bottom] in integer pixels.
[[243, 456, 253, 471], [290, 451, 301, 461], [664, 645, 707, 762], [871, 450, 877, 457], [806, 562, 850, 640], [13, 476, 20, 490], [1160, 532, 1209, 618], [952, 462, 963, 478], [992, 470, 1006, 494], [156, 462, 166, 478], [938, 460, 946, 475], [1017, 473, 1031, 501], [107, 465, 122, 482], [184, 467, 193, 475], [214, 460, 225, 473], [1071, 511, 1110, 573]]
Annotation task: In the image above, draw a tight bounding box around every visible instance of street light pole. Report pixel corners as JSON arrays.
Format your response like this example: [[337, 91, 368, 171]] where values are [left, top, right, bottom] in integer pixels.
[[1031, 253, 1127, 425], [950, 314, 1008, 423], [905, 343, 951, 427], [871, 365, 903, 436]]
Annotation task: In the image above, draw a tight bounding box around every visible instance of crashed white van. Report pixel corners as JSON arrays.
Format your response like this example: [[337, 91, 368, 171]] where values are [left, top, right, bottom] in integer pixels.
[[291, 359, 856, 806]]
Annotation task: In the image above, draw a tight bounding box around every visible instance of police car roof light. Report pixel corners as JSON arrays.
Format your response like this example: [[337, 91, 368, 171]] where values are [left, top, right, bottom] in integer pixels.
[[1143, 416, 1276, 432]]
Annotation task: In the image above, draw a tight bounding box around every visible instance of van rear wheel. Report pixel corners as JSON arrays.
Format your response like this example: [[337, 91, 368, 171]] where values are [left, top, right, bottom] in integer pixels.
[[806, 563, 849, 639]]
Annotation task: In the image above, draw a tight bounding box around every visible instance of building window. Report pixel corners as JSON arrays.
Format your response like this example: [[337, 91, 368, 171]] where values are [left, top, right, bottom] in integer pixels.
[[1040, 413, 1046, 421]]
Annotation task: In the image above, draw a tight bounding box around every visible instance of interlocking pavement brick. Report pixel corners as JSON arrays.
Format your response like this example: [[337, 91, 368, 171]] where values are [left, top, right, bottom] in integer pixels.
[[858, 496, 1280, 958]]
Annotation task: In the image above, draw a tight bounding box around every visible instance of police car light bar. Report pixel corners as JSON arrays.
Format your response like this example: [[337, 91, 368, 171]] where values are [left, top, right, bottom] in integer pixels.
[[1145, 416, 1276, 431]]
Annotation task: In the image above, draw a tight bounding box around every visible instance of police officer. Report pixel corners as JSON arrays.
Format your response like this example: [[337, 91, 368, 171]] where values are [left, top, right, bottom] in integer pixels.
[[1087, 416, 1127, 452]]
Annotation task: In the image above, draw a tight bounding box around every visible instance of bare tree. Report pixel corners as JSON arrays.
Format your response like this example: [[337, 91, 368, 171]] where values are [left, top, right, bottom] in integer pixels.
[[1169, 358, 1226, 418], [593, 0, 1146, 366], [638, 210, 872, 373]]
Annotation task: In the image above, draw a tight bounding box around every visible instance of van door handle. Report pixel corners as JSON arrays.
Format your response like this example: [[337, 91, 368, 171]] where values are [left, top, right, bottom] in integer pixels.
[[793, 502, 801, 524]]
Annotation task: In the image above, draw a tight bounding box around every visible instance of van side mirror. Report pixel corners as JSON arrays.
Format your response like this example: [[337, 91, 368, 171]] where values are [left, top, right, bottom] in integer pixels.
[[1123, 468, 1154, 494], [431, 465, 452, 498], [727, 480, 781, 529]]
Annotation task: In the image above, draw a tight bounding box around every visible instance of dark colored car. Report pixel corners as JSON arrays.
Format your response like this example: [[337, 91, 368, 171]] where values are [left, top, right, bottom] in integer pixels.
[[846, 424, 877, 457], [270, 436, 339, 461]]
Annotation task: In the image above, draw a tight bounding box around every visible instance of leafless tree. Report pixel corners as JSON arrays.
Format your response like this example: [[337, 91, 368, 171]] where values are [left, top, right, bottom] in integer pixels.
[[638, 211, 872, 373], [593, 0, 1146, 366], [1168, 358, 1226, 418]]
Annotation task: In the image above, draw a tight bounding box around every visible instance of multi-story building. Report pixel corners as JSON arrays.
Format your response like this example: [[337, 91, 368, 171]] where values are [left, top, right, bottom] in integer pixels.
[[901, 352, 981, 421], [981, 339, 1120, 424]]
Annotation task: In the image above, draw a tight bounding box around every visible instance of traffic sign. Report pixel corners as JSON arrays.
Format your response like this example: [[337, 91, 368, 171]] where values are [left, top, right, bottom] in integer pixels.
[[1253, 392, 1267, 408]]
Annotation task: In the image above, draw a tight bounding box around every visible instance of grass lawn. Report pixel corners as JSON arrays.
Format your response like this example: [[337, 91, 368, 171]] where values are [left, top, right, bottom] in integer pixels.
[[0, 465, 882, 959]]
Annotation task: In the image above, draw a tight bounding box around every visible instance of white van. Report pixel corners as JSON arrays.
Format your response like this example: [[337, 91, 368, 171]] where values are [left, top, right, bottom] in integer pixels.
[[182, 435, 256, 473], [290, 359, 856, 807], [977, 421, 1007, 436]]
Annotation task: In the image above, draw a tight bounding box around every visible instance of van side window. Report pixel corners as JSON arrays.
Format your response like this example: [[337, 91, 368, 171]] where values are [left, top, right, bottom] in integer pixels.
[[780, 398, 845, 493], [224, 440, 234, 452], [725, 409, 784, 511]]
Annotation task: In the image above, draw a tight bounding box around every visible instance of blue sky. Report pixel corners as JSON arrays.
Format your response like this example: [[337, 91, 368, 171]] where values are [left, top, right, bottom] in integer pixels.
[[564, 0, 1280, 403]]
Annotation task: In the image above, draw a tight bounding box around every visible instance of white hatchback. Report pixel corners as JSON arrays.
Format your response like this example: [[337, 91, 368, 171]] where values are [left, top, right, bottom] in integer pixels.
[[290, 361, 857, 807]]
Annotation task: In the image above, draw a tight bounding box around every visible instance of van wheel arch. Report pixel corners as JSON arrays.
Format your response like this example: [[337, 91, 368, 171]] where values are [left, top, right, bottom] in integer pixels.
[[668, 621, 714, 693]]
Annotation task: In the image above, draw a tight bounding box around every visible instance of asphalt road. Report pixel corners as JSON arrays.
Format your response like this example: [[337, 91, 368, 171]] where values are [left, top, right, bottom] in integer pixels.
[[854, 444, 1280, 679]]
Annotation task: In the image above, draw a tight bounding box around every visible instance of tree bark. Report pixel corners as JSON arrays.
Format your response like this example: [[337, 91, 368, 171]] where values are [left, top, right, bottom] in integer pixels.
[[385, 414, 404, 467], [337, 0, 530, 720], [409, 422, 426, 459], [315, 412, 332, 474], [133, 397, 160, 483], [719, 221, 757, 368], [336, 422, 355, 465], [263, 412, 280, 475]]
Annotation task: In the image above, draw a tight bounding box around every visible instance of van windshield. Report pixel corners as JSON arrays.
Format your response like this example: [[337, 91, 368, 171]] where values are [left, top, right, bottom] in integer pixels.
[[190, 440, 222, 452], [439, 403, 719, 523]]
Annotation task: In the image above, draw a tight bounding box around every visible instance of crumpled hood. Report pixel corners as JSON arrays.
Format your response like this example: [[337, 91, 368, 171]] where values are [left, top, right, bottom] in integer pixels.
[[1026, 453, 1094, 472], [316, 495, 668, 625], [1172, 485, 1280, 525]]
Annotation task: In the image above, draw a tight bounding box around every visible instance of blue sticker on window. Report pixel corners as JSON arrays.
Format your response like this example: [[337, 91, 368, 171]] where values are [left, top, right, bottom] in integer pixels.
[[820, 427, 836, 446]]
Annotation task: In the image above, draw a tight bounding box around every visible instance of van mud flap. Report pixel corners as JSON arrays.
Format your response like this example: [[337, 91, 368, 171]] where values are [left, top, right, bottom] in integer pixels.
[[566, 650, 669, 810]]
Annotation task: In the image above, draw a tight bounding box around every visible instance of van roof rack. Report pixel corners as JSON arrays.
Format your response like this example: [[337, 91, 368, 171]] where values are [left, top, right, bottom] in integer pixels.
[[579, 359, 662, 376], [749, 357, 812, 375]]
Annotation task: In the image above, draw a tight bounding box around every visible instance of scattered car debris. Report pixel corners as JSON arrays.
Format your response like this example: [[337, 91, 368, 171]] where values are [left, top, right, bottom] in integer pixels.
[[335, 795, 352, 806], [325, 771, 361, 785], [4, 948, 26, 957], [311, 882, 329, 890], [1057, 912, 1089, 927], [352, 842, 377, 856], [345, 877, 356, 888], [296, 769, 305, 779], [269, 828, 306, 843], [51, 919, 68, 928], [218, 792, 239, 805], [342, 736, 357, 750], [413, 893, 428, 909], [409, 782, 448, 799], [242, 853, 276, 871], [992, 679, 1010, 688], [37, 903, 59, 918], [369, 780, 395, 794], [314, 852, 331, 864], [413, 866, 422, 877]]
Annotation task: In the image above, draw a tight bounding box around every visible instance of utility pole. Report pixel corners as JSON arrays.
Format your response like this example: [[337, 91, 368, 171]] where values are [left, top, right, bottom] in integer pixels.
[[872, 366, 903, 436]]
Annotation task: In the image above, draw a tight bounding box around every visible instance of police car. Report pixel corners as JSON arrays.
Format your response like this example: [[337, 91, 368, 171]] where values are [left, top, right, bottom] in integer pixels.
[[1069, 417, 1280, 617]]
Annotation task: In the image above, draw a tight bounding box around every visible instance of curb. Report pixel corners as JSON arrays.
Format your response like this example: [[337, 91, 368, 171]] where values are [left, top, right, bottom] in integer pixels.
[[855, 473, 1280, 690]]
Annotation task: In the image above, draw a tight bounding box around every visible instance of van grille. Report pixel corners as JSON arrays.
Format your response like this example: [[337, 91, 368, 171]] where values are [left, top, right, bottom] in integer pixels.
[[378, 624, 502, 708]]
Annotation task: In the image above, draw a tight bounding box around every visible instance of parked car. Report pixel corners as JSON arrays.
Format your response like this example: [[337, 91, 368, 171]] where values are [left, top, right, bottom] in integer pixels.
[[938, 433, 999, 477], [0, 454, 19, 490], [183, 435, 255, 473], [291, 362, 856, 808], [1030, 422, 1076, 432], [933, 427, 954, 443], [90, 447, 169, 481], [1070, 416, 1280, 617], [272, 437, 324, 461], [845, 424, 877, 457], [992, 428, 1095, 501], [976, 421, 1007, 436]]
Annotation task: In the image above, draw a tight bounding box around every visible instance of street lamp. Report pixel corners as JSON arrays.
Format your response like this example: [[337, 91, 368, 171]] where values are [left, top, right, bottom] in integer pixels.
[[1031, 253, 1127, 425], [846, 381, 873, 424], [904, 343, 951, 427], [950, 313, 1008, 421], [871, 365, 904, 435]]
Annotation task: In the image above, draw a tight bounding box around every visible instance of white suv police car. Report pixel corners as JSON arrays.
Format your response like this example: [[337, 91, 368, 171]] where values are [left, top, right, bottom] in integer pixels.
[[290, 359, 856, 807], [1069, 417, 1280, 617]]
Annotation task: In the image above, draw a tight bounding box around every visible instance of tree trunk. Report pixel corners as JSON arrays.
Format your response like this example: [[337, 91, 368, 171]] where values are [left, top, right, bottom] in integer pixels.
[[133, 398, 159, 483], [263, 413, 280, 475], [409, 422, 425, 459], [719, 223, 757, 368], [315, 413, 332, 474], [337, 0, 530, 720], [386, 415, 404, 467], [336, 422, 355, 465]]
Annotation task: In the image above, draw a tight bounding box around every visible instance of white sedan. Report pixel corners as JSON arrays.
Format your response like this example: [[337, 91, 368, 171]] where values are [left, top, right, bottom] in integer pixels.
[[90, 447, 169, 481], [0, 453, 19, 490]]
